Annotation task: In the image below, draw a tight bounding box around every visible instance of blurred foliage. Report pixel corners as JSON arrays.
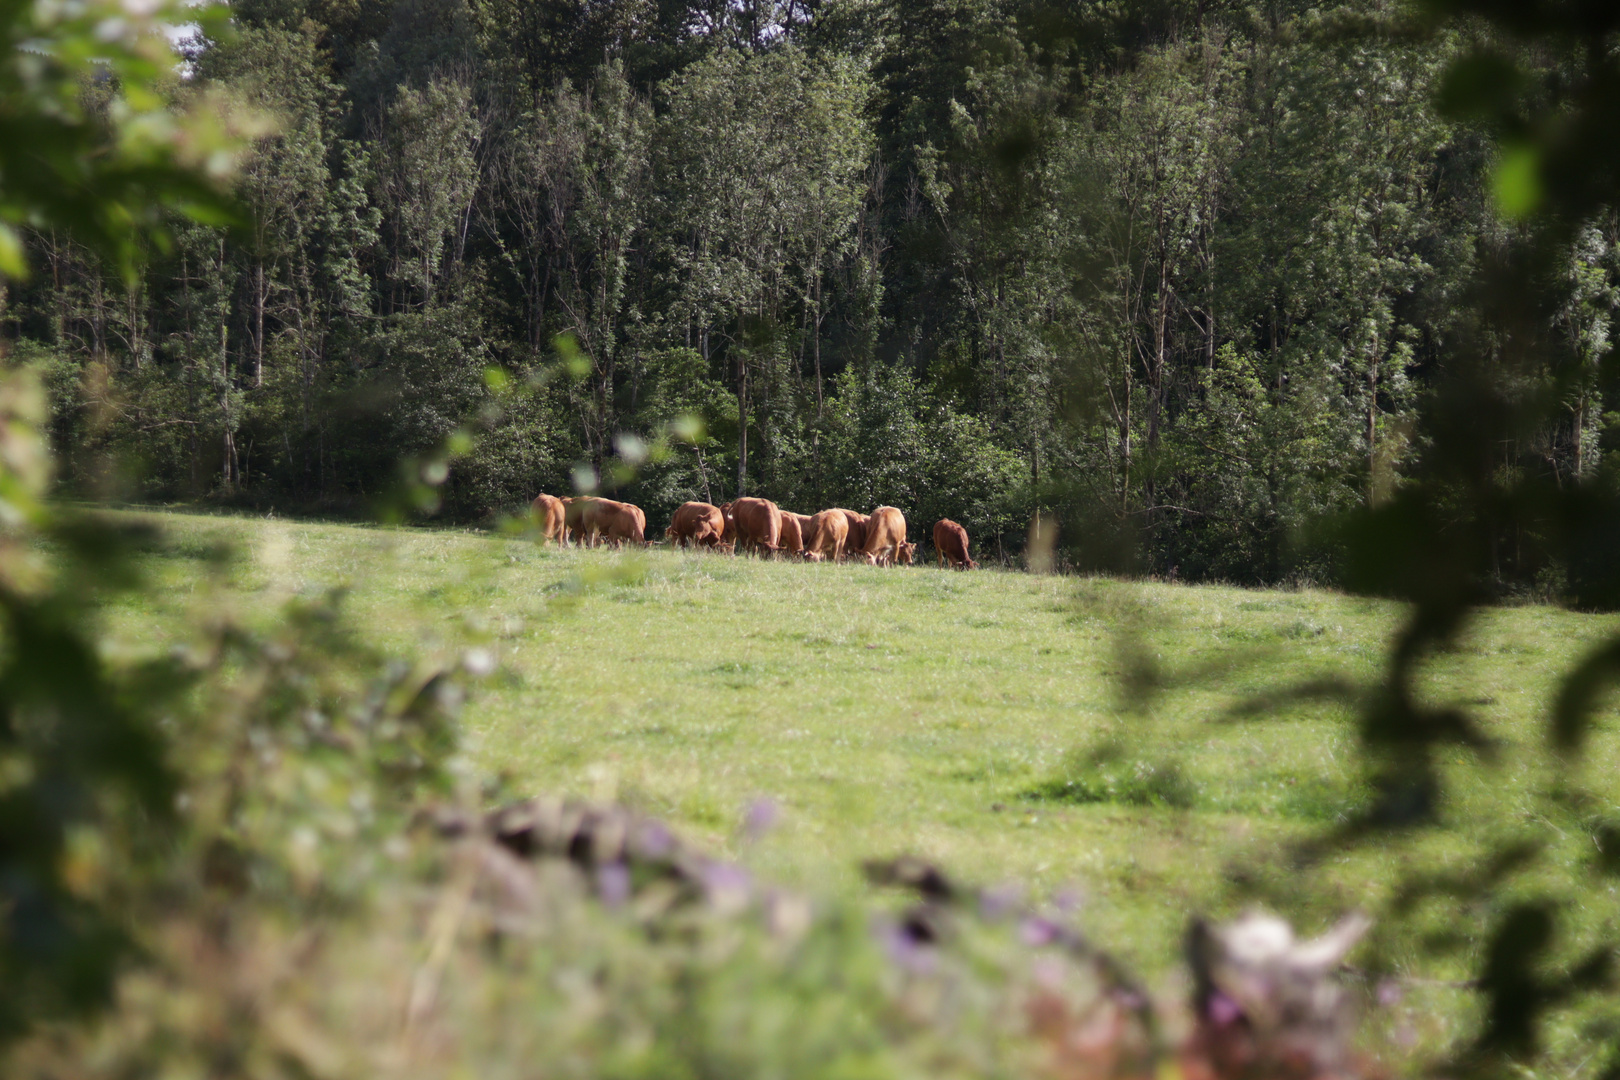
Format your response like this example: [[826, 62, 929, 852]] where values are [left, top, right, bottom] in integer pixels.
[[1202, 3, 1620, 1077], [0, 0, 472, 1046], [0, 0, 259, 281], [0, 362, 475, 1046], [0, 369, 173, 1040]]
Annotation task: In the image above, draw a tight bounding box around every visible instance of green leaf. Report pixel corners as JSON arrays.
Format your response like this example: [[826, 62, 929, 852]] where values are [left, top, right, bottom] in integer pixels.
[[0, 222, 28, 280], [1492, 142, 1542, 219]]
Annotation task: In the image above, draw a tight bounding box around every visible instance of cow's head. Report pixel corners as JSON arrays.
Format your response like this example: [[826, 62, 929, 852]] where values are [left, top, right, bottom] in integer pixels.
[[896, 542, 916, 564]]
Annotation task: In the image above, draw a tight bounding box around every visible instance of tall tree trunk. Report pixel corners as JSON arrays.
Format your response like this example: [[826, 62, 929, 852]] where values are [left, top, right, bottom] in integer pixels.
[[736, 350, 748, 496], [220, 309, 233, 493], [1121, 364, 1133, 514], [812, 275, 824, 504], [1205, 244, 1216, 370], [813, 273, 824, 419], [1576, 395, 1587, 477], [253, 259, 265, 387], [1367, 349, 1379, 501]]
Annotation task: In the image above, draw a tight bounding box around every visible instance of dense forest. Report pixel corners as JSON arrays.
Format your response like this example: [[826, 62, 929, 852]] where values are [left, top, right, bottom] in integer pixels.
[[3, 0, 1612, 583]]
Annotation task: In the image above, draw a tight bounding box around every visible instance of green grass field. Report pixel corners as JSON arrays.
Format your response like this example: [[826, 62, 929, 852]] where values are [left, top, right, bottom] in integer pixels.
[[101, 507, 1620, 1070]]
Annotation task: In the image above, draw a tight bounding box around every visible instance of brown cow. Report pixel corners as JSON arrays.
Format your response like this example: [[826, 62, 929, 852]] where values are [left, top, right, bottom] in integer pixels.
[[591, 499, 646, 548], [804, 509, 849, 562], [933, 519, 978, 570], [829, 509, 869, 559], [569, 497, 645, 547], [778, 512, 814, 557], [668, 501, 727, 549], [531, 493, 566, 544], [568, 496, 612, 546], [561, 496, 591, 545], [723, 497, 782, 555], [860, 506, 909, 566]]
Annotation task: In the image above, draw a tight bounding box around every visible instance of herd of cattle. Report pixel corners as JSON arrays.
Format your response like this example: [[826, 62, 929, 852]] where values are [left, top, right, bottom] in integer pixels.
[[529, 493, 980, 570]]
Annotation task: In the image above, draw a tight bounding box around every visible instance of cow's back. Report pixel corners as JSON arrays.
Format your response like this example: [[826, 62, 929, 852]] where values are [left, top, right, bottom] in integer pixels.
[[623, 501, 647, 541], [833, 509, 869, 554], [593, 499, 644, 545], [732, 497, 782, 552], [806, 510, 848, 560], [779, 512, 812, 554], [862, 506, 907, 557], [671, 501, 723, 546], [532, 493, 566, 542], [933, 519, 975, 568]]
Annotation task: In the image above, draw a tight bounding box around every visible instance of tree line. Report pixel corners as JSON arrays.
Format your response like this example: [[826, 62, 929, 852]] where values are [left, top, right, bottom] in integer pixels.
[[4, 0, 1614, 586]]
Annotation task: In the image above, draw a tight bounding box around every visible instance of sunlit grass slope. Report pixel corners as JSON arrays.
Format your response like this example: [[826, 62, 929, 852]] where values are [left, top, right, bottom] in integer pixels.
[[103, 507, 1620, 1061]]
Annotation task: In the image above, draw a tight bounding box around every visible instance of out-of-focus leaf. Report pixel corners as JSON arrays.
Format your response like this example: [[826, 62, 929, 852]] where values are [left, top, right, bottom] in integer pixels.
[[1492, 141, 1543, 219], [0, 224, 24, 279], [1550, 638, 1620, 751], [1434, 50, 1522, 121], [555, 333, 590, 379]]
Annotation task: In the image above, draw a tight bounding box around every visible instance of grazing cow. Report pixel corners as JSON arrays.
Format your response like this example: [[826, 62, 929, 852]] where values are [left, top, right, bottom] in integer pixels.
[[625, 502, 647, 542], [561, 496, 593, 545], [724, 497, 782, 555], [933, 519, 978, 570], [860, 506, 909, 566], [531, 493, 566, 544], [568, 497, 645, 547], [668, 501, 727, 549], [804, 509, 849, 562], [592, 499, 646, 547], [778, 512, 814, 557], [830, 509, 869, 558]]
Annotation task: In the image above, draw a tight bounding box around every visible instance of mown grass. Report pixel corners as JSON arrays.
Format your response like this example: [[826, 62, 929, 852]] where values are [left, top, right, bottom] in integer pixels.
[[100, 507, 1620, 1072]]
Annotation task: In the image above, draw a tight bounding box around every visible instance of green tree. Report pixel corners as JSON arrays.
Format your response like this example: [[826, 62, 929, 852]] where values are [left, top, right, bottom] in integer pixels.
[[369, 77, 482, 311], [657, 47, 872, 496]]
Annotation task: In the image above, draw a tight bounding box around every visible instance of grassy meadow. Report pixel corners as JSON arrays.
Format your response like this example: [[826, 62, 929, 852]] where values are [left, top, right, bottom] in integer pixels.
[[100, 507, 1620, 1070]]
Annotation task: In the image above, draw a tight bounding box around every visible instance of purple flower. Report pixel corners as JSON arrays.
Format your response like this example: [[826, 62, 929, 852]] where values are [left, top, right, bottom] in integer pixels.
[[632, 820, 675, 860], [1020, 916, 1062, 947], [1051, 886, 1085, 915], [877, 920, 938, 974], [1206, 990, 1243, 1026], [699, 860, 753, 914], [742, 798, 780, 841], [1112, 988, 1146, 1012], [979, 882, 1023, 921], [596, 861, 631, 907], [1376, 979, 1403, 1007]]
